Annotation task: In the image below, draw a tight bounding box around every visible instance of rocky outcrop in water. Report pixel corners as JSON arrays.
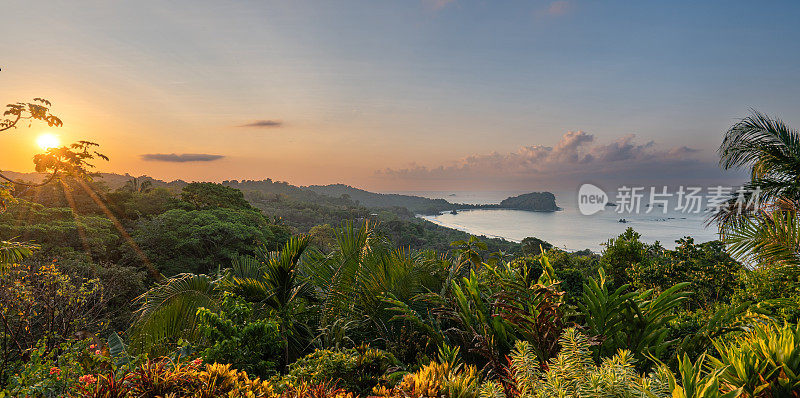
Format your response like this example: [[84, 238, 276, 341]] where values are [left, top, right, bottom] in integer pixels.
[[498, 192, 559, 212]]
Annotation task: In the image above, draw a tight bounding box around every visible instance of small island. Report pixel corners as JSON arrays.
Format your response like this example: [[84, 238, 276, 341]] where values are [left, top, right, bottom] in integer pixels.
[[497, 191, 560, 212]]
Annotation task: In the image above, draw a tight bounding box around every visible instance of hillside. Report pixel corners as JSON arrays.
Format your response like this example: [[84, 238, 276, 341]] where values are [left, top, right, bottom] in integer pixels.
[[305, 183, 458, 214]]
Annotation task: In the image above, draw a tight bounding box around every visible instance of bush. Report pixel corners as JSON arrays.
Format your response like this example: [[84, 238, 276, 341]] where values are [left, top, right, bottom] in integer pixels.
[[72, 358, 279, 398], [4, 339, 106, 398], [478, 329, 672, 398], [375, 360, 481, 398], [0, 261, 108, 378], [710, 322, 800, 397], [282, 346, 399, 396], [196, 293, 283, 378]]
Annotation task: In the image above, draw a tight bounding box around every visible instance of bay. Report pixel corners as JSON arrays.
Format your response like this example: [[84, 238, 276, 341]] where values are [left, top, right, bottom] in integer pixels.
[[391, 190, 721, 252]]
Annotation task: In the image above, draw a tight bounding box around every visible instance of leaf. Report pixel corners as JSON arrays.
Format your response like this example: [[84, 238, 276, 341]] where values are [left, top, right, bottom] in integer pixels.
[[107, 332, 130, 366]]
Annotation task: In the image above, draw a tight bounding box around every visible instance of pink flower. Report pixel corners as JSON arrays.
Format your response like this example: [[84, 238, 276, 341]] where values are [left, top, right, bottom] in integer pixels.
[[89, 344, 96, 349], [192, 357, 203, 366], [49, 367, 61, 375], [78, 374, 97, 385], [94, 349, 101, 356]]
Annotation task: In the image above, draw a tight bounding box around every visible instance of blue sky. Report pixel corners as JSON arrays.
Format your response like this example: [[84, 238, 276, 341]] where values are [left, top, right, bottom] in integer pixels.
[[2, 0, 798, 190]]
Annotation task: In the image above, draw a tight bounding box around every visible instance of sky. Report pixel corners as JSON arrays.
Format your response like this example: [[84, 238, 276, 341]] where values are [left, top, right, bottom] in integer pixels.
[[2, 0, 799, 192]]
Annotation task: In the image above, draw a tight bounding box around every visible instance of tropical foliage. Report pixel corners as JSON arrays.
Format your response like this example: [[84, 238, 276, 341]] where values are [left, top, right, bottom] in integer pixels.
[[3, 108, 800, 398]]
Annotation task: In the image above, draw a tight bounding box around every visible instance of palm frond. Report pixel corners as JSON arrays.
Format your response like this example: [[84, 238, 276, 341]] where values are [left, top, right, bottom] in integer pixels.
[[722, 210, 800, 268], [304, 220, 382, 327], [129, 273, 219, 354], [719, 110, 800, 173], [0, 238, 38, 270]]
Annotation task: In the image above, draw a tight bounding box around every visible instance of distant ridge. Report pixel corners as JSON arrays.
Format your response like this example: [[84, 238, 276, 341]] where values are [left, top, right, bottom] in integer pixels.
[[0, 171, 188, 190], [305, 184, 456, 214], [305, 184, 560, 214], [2, 171, 558, 214]]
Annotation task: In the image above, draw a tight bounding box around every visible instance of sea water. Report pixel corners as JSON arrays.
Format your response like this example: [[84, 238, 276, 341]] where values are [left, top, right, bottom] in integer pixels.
[[392, 191, 720, 252]]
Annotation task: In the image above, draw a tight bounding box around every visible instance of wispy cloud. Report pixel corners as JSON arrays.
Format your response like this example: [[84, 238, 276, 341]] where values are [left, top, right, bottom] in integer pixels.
[[545, 0, 574, 17], [238, 120, 283, 128], [140, 153, 225, 162]]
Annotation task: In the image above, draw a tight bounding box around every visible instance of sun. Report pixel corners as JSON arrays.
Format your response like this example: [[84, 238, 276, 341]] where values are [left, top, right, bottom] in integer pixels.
[[37, 133, 60, 150]]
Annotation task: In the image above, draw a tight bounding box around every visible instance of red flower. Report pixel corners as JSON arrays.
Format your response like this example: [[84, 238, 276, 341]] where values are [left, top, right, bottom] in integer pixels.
[[78, 374, 97, 385], [49, 367, 61, 375], [192, 357, 203, 366]]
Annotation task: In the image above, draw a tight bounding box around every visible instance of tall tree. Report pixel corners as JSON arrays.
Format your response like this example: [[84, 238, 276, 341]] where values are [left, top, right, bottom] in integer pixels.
[[0, 97, 106, 267]]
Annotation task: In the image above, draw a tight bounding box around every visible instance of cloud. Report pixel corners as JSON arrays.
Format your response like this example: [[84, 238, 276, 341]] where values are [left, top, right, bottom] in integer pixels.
[[545, 0, 574, 16], [586, 134, 655, 162], [238, 120, 283, 128], [423, 0, 455, 11], [140, 153, 225, 162], [376, 131, 722, 189]]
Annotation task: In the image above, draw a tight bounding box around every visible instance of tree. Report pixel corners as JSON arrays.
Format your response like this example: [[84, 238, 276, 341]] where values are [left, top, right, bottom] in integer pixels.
[[599, 228, 647, 287], [181, 182, 254, 210], [520, 236, 553, 256], [1, 98, 107, 261], [308, 223, 336, 252], [122, 178, 153, 193], [0, 199, 119, 259], [129, 236, 312, 358], [127, 207, 290, 275], [716, 110, 800, 268], [628, 238, 743, 308], [0, 239, 37, 271], [0, 98, 107, 196]]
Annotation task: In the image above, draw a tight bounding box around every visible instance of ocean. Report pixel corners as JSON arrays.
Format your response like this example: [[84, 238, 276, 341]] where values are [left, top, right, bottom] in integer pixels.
[[391, 191, 721, 252]]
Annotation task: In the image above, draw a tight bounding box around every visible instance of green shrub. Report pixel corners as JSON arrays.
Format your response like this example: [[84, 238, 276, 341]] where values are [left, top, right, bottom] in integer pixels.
[[196, 293, 283, 378], [4, 339, 102, 398], [710, 322, 800, 397], [478, 329, 672, 398], [282, 346, 398, 395]]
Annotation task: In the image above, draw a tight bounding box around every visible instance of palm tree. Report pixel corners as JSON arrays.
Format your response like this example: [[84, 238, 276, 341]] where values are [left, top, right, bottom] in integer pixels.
[[123, 177, 153, 193], [303, 220, 384, 330], [222, 236, 314, 365], [302, 220, 448, 350], [716, 110, 800, 268], [129, 235, 312, 360]]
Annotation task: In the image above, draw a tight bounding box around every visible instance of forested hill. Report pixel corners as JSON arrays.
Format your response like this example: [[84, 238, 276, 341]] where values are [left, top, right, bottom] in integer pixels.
[[1, 171, 188, 190], [7, 172, 558, 214], [499, 192, 560, 212], [305, 184, 457, 214]]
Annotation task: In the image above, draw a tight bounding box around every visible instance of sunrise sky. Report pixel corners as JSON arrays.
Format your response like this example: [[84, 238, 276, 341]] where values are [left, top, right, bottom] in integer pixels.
[[3, 0, 800, 191]]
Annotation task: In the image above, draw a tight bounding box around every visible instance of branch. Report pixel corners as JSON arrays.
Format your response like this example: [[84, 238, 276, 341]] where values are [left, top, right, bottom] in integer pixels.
[[0, 168, 60, 188], [0, 114, 22, 133]]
